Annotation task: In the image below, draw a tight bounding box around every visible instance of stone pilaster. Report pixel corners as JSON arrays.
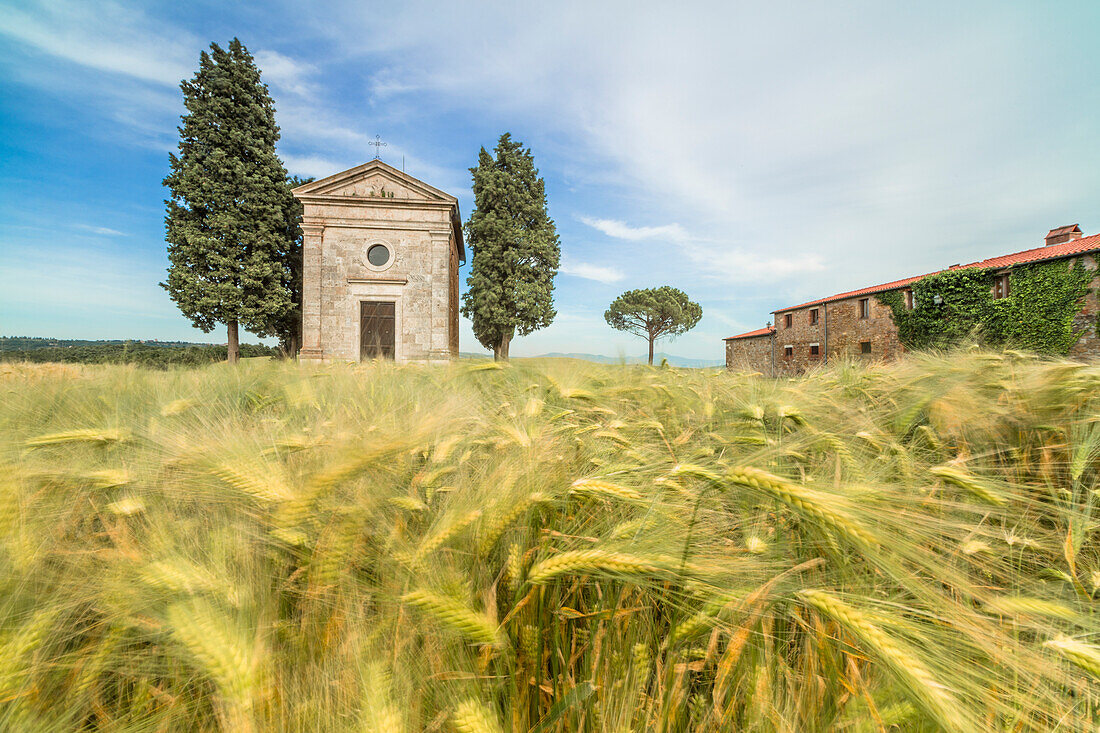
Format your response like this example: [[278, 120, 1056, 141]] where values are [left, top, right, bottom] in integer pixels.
[[299, 224, 325, 361]]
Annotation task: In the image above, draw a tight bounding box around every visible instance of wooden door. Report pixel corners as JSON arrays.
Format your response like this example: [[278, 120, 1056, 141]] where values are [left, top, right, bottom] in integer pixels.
[[360, 301, 395, 360]]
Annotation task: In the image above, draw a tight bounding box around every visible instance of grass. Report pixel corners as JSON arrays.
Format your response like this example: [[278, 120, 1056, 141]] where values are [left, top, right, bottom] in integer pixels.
[[1, 351, 1099, 731]]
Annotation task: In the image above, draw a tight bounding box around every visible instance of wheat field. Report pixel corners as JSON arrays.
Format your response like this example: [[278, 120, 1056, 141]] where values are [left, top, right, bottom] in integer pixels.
[[1, 352, 1099, 731]]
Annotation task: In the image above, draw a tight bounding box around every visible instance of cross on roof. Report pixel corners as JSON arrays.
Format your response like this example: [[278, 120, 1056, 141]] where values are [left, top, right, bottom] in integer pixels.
[[369, 135, 387, 159]]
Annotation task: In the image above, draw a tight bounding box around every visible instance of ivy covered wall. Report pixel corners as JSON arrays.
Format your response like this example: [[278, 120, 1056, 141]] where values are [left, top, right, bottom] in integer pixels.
[[876, 259, 1095, 355]]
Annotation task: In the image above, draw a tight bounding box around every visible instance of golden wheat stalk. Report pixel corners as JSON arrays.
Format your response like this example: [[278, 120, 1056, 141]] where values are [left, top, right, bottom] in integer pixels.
[[165, 599, 259, 725], [387, 495, 429, 512], [24, 428, 130, 448], [1044, 637, 1100, 680], [798, 590, 970, 733], [360, 662, 406, 732], [210, 461, 292, 503], [453, 698, 503, 733], [725, 466, 878, 551], [526, 550, 664, 585], [930, 465, 1007, 506], [985, 596, 1077, 621], [400, 590, 501, 647], [412, 509, 482, 563], [568, 478, 642, 502], [479, 492, 549, 555]]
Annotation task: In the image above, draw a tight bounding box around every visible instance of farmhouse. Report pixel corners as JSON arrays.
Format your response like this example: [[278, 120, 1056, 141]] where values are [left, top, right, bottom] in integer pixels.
[[726, 225, 1100, 375], [293, 160, 465, 362]]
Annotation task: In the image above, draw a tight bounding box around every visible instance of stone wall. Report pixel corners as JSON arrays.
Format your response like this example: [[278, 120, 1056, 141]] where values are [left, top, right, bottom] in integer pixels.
[[823, 296, 905, 362], [773, 305, 827, 376], [725, 334, 773, 374]]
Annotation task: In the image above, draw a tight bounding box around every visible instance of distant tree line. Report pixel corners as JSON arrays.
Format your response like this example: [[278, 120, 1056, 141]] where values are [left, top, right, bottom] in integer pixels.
[[0, 338, 277, 367]]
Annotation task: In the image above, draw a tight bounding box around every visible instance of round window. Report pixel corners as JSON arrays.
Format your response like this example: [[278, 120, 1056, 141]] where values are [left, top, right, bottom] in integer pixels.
[[367, 244, 391, 267]]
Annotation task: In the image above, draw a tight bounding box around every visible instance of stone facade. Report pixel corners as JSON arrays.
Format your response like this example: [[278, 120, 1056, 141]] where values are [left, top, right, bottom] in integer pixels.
[[725, 329, 774, 373], [726, 229, 1100, 375], [293, 161, 465, 363]]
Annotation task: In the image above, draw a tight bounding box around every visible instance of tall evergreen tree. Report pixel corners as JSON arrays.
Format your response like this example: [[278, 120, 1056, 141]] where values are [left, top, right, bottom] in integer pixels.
[[461, 133, 560, 359], [272, 175, 313, 357], [162, 38, 296, 363]]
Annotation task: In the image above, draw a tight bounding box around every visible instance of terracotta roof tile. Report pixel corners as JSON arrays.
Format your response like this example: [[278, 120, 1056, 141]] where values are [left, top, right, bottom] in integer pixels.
[[724, 326, 775, 340], [772, 232, 1100, 314]]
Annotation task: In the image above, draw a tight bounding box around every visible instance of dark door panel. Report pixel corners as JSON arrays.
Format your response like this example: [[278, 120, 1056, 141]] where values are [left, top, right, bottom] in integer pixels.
[[360, 301, 396, 360]]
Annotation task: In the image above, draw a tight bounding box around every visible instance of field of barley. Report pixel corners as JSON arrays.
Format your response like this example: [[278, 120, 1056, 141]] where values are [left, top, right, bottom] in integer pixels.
[[1, 352, 1099, 731]]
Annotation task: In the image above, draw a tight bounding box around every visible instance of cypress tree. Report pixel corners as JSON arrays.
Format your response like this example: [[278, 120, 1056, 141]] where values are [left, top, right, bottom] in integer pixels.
[[272, 175, 313, 357], [461, 133, 560, 360], [162, 38, 296, 363]]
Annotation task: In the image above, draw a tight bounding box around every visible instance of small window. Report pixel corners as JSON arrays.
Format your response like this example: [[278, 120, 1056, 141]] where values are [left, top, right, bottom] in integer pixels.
[[860, 341, 872, 354], [858, 298, 870, 319], [784, 313, 792, 328], [810, 343, 820, 357], [993, 275, 1010, 300], [367, 244, 391, 267], [783, 345, 793, 358], [809, 308, 818, 325], [904, 290, 914, 310]]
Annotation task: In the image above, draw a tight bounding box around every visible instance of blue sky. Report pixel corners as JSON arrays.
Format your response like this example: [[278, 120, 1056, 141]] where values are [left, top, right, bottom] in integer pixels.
[[1, 1, 1098, 359]]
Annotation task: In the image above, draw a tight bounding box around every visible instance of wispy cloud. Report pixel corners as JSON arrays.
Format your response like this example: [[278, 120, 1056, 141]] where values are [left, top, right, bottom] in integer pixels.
[[0, 0, 194, 86], [559, 258, 624, 284], [254, 50, 316, 98], [74, 224, 127, 236], [680, 242, 825, 282], [579, 216, 688, 242]]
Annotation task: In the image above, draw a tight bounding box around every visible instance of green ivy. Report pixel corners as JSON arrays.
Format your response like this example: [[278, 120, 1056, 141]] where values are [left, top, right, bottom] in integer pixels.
[[876, 259, 1094, 355]]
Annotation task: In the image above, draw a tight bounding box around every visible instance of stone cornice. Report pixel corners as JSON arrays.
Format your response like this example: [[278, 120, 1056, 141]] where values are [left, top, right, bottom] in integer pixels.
[[346, 277, 409, 285]]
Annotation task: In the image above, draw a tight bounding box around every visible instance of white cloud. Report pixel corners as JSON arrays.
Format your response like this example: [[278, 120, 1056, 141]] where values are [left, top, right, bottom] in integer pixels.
[[680, 242, 826, 282], [579, 216, 688, 242], [559, 259, 624, 284], [0, 0, 194, 86], [254, 50, 316, 98], [74, 225, 127, 236]]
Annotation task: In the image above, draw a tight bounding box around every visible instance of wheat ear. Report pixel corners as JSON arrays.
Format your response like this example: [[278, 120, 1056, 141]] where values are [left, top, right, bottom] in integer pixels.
[[798, 590, 969, 733], [726, 466, 878, 551], [453, 698, 504, 733], [568, 478, 642, 502], [24, 428, 130, 447], [527, 550, 664, 585], [930, 465, 1007, 506], [400, 590, 501, 647], [1044, 637, 1100, 680], [985, 595, 1077, 621]]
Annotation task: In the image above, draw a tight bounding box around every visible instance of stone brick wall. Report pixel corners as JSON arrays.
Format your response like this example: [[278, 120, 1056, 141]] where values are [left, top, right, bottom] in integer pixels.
[[725, 334, 773, 374], [823, 296, 905, 362], [773, 305, 828, 376]]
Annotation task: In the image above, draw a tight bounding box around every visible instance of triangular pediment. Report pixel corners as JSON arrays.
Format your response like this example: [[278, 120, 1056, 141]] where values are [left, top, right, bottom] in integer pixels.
[[292, 160, 456, 203]]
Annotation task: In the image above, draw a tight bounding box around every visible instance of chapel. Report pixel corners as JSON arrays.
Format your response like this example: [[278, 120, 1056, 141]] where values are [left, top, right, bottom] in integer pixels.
[[292, 160, 465, 362]]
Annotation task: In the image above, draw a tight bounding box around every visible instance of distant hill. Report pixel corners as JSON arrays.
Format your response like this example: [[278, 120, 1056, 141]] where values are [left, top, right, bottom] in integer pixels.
[[1, 336, 220, 351], [5, 339, 721, 369], [1, 337, 277, 367], [528, 352, 723, 368]]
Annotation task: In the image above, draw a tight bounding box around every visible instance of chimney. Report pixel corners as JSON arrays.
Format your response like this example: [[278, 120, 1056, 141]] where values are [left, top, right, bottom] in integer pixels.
[[1045, 224, 1083, 246]]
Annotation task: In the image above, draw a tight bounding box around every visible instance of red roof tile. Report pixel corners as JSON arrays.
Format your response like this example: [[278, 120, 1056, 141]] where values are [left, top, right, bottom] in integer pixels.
[[773, 232, 1100, 314], [724, 326, 775, 340]]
